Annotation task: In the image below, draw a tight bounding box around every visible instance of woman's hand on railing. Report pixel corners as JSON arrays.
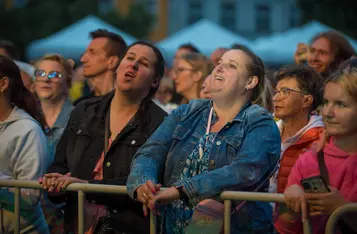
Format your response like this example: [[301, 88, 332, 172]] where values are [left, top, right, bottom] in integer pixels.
[[136, 180, 161, 217], [284, 184, 308, 221], [305, 187, 349, 216], [147, 186, 180, 212], [38, 172, 84, 192]]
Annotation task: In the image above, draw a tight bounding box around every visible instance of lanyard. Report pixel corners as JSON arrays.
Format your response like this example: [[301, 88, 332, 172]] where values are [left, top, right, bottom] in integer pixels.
[[198, 107, 214, 160]]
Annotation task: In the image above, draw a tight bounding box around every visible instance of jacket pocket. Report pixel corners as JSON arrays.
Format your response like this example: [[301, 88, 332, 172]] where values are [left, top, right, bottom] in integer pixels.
[[225, 131, 244, 163]]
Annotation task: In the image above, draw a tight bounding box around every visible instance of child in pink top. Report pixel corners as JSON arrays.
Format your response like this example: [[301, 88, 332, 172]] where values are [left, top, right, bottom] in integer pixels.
[[275, 58, 357, 234], [274, 138, 357, 234]]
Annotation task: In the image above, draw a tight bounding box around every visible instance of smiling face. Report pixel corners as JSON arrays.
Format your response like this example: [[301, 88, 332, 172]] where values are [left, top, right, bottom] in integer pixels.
[[308, 37, 335, 74], [322, 82, 357, 137], [209, 49, 252, 102], [115, 44, 159, 99]]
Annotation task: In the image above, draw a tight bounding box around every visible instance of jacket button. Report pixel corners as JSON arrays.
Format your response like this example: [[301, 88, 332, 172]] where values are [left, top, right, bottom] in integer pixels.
[[216, 141, 221, 146], [210, 160, 215, 166], [77, 129, 82, 134], [131, 140, 136, 145], [113, 209, 118, 214], [106, 162, 111, 167]]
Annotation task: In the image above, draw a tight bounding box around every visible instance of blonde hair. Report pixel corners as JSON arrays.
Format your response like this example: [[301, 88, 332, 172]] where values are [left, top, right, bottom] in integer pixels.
[[180, 52, 213, 97], [253, 76, 274, 113], [318, 59, 357, 151], [35, 54, 75, 88]]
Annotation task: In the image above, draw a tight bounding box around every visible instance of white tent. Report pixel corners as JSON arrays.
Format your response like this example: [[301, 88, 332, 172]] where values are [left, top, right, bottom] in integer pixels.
[[157, 19, 251, 63], [252, 20, 357, 65], [27, 15, 137, 61]]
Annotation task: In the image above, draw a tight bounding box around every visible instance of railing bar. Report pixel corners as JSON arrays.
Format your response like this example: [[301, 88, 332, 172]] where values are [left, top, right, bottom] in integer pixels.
[[224, 200, 232, 234], [78, 190, 85, 234], [14, 187, 20, 234], [302, 219, 312, 234], [220, 191, 285, 203], [325, 204, 357, 234], [0, 180, 127, 194], [150, 211, 157, 234]]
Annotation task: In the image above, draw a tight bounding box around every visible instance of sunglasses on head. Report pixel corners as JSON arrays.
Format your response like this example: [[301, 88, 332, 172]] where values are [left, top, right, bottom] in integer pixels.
[[34, 70, 63, 80]]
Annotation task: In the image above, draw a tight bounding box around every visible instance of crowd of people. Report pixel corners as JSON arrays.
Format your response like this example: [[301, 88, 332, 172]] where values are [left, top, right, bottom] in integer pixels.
[[0, 27, 357, 234]]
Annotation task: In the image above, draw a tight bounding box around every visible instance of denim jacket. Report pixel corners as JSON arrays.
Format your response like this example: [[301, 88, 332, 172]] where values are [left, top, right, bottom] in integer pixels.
[[127, 99, 281, 233]]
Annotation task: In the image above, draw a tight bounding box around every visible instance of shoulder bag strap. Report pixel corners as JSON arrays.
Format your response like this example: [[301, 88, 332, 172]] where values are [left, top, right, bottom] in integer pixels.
[[317, 150, 330, 186]]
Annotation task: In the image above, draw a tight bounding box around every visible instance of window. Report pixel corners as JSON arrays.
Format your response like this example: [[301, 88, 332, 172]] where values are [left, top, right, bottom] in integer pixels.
[[220, 1, 236, 31], [255, 4, 271, 34], [290, 4, 300, 27], [188, 0, 203, 24]]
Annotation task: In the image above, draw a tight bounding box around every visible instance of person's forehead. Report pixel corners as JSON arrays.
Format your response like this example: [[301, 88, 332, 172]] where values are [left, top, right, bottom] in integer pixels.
[[276, 77, 300, 88], [127, 44, 157, 62], [221, 50, 247, 63], [88, 38, 109, 49], [311, 37, 331, 51]]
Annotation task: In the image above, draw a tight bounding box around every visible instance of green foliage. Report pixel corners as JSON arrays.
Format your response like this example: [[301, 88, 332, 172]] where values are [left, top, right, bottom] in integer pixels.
[[0, 0, 154, 60], [297, 0, 357, 39]]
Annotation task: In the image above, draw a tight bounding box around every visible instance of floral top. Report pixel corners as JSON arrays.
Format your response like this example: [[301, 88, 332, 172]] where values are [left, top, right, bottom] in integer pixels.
[[164, 132, 217, 234]]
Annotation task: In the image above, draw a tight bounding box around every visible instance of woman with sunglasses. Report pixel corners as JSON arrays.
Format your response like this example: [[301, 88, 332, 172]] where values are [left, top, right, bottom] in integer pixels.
[[34, 54, 75, 161], [127, 48, 281, 233], [0, 55, 49, 233], [34, 54, 75, 233], [171, 52, 213, 104]]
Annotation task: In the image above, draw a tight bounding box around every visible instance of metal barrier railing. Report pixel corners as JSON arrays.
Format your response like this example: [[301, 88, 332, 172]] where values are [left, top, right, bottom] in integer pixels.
[[0, 180, 316, 234], [0, 180, 155, 234], [325, 203, 357, 234], [220, 191, 312, 234]]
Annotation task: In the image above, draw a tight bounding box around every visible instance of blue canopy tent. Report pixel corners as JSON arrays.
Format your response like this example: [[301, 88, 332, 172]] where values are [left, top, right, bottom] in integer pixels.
[[27, 15, 137, 61], [252, 20, 357, 65], [157, 19, 251, 66]]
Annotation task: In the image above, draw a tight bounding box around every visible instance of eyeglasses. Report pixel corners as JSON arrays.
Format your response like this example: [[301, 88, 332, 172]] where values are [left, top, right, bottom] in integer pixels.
[[34, 70, 63, 82], [172, 67, 195, 75], [274, 87, 309, 98]]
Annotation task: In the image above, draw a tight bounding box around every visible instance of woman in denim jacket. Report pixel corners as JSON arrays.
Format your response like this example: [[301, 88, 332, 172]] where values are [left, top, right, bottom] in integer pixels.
[[127, 48, 281, 233]]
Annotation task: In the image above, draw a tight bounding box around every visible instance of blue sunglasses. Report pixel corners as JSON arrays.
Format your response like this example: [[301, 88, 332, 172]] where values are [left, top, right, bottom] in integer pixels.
[[34, 70, 63, 80]]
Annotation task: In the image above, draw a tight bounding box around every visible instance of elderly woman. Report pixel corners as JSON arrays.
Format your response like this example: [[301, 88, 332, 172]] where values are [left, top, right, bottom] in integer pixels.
[[127, 48, 281, 233]]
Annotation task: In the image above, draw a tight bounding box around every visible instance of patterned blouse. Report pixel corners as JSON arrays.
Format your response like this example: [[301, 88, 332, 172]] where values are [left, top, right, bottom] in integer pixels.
[[164, 132, 217, 234]]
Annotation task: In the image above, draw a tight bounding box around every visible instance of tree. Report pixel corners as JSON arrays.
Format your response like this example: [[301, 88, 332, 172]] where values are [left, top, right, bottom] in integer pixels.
[[297, 0, 357, 39], [0, 0, 154, 60]]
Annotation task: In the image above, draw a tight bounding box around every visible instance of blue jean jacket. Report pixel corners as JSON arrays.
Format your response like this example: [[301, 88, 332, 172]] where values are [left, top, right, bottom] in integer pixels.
[[127, 100, 281, 233]]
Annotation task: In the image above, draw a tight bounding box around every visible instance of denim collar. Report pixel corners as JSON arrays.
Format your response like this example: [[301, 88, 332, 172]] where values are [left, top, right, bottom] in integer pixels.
[[52, 98, 74, 129], [203, 101, 252, 125]]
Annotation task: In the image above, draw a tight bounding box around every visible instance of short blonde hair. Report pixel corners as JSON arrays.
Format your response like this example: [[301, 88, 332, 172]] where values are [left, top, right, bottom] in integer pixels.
[[180, 52, 213, 97], [35, 54, 74, 88]]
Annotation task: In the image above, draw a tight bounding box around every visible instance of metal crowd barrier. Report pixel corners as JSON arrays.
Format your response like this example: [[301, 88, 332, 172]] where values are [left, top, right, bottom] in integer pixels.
[[0, 180, 318, 234], [325, 203, 357, 234]]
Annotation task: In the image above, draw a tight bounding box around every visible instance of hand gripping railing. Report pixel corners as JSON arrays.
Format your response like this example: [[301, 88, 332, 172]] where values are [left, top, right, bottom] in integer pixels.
[[0, 180, 315, 234], [0, 180, 157, 234], [325, 203, 357, 234]]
